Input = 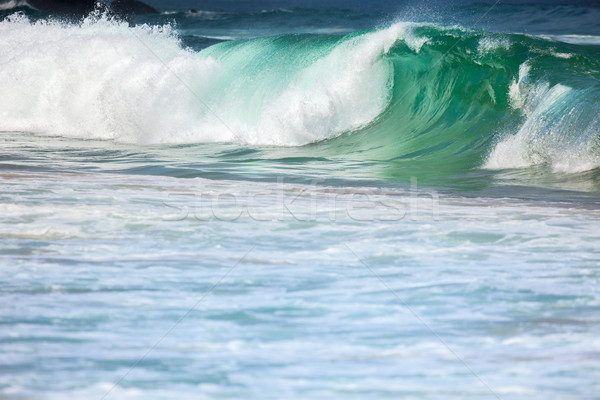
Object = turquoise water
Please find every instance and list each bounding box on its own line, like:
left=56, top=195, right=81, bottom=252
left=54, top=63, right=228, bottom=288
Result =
left=1, top=1, right=600, bottom=399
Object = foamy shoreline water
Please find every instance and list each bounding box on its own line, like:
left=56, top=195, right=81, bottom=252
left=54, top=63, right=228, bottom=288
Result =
left=1, top=168, right=600, bottom=399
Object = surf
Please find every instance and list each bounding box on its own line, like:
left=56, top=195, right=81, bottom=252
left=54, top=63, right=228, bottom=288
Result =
left=0, top=13, right=598, bottom=177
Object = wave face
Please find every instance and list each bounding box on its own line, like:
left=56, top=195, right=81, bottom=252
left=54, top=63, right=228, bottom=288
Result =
left=0, top=14, right=599, bottom=175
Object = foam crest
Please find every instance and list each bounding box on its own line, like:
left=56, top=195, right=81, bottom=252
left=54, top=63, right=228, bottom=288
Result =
left=0, top=13, right=224, bottom=143
left=485, top=63, right=600, bottom=173
left=0, top=15, right=409, bottom=145
left=246, top=24, right=414, bottom=145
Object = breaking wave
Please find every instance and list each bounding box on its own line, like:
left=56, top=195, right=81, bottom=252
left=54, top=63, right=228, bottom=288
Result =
left=0, top=13, right=599, bottom=174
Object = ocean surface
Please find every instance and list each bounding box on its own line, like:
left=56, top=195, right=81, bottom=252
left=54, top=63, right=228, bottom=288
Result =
left=1, top=1, right=599, bottom=399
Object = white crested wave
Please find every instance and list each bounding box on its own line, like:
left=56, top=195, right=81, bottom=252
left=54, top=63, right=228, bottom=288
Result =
left=0, top=14, right=418, bottom=146
left=485, top=62, right=600, bottom=173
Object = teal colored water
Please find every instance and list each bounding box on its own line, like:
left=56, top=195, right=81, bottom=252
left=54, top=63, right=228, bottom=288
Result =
left=1, top=1, right=600, bottom=399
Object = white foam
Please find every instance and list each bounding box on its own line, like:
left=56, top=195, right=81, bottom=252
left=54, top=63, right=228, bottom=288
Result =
left=508, top=62, right=531, bottom=110
left=0, top=15, right=417, bottom=146
left=551, top=52, right=574, bottom=59
left=485, top=62, right=600, bottom=173
left=477, top=37, right=511, bottom=54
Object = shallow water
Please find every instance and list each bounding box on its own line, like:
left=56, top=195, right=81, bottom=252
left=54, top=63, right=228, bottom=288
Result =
left=2, top=166, right=600, bottom=399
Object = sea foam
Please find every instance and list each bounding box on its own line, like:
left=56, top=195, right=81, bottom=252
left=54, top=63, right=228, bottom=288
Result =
left=0, top=13, right=407, bottom=146
left=485, top=62, right=600, bottom=173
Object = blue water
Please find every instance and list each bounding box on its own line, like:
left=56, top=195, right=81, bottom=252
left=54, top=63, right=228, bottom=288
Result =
left=1, top=1, right=600, bottom=399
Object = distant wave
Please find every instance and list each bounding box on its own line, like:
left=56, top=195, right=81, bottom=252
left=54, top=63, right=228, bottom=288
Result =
left=159, top=8, right=295, bottom=20
left=0, top=0, right=31, bottom=11
left=539, top=34, right=600, bottom=46
left=0, top=13, right=598, bottom=175
left=184, top=9, right=228, bottom=20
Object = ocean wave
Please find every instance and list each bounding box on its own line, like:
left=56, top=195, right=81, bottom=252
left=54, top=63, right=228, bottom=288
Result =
left=0, top=13, right=598, bottom=174
left=0, top=13, right=403, bottom=145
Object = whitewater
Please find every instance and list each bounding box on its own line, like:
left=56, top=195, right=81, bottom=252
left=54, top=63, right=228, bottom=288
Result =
left=1, top=1, right=600, bottom=399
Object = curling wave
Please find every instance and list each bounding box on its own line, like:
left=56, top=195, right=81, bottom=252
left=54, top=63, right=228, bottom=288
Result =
left=0, top=13, right=599, bottom=174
